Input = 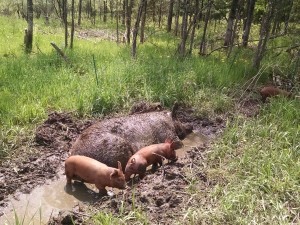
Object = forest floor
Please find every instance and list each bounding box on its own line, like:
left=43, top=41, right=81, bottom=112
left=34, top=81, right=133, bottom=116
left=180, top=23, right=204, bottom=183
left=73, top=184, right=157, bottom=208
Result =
left=0, top=100, right=260, bottom=224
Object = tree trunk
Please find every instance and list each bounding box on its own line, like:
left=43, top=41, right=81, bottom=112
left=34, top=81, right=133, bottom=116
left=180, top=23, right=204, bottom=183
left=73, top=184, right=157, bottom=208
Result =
left=125, top=0, right=133, bottom=44
left=25, top=0, right=33, bottom=53
left=189, top=0, right=200, bottom=54
left=122, top=0, right=125, bottom=25
left=224, top=0, right=239, bottom=47
left=93, top=0, right=96, bottom=25
left=117, top=0, right=120, bottom=43
left=103, top=0, right=107, bottom=22
left=199, top=0, right=212, bottom=55
left=158, top=0, right=163, bottom=27
left=283, top=0, right=293, bottom=34
left=167, top=0, right=174, bottom=32
left=253, top=0, right=275, bottom=69
left=178, top=0, right=189, bottom=57
left=242, top=0, right=255, bottom=47
left=174, top=0, right=180, bottom=36
left=140, top=0, right=147, bottom=43
left=63, top=0, right=68, bottom=48
left=152, top=0, right=156, bottom=23
left=70, top=0, right=75, bottom=48
left=45, top=0, right=49, bottom=24
left=78, top=0, right=82, bottom=25
left=132, top=0, right=146, bottom=58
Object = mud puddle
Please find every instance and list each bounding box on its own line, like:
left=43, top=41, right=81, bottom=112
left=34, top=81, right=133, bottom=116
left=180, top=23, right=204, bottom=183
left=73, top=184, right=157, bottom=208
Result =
left=0, top=132, right=207, bottom=224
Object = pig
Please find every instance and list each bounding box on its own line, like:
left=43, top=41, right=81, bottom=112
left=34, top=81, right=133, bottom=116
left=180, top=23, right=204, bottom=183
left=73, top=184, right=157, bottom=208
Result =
left=65, top=155, right=126, bottom=195
left=124, top=138, right=183, bottom=181
left=70, top=108, right=192, bottom=171
left=260, top=86, right=291, bottom=102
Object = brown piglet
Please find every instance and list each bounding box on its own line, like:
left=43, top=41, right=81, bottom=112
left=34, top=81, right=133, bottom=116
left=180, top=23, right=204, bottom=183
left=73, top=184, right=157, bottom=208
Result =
left=65, top=155, right=126, bottom=195
left=124, top=138, right=183, bottom=181
left=260, top=86, right=291, bottom=102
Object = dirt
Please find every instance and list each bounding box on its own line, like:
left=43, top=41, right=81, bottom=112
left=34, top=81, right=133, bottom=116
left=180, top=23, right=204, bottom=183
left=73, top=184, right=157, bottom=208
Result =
left=0, top=101, right=260, bottom=224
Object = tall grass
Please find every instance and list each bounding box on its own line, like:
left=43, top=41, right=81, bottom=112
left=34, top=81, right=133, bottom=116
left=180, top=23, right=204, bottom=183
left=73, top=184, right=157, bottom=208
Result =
left=0, top=15, right=251, bottom=157
left=189, top=98, right=300, bottom=224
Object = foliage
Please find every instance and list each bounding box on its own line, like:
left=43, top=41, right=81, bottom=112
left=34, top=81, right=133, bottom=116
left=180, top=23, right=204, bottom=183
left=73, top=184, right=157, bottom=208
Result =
left=191, top=98, right=300, bottom=224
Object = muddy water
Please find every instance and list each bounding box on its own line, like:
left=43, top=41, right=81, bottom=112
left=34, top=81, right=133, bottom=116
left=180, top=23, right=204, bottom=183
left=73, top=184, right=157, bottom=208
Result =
left=0, top=132, right=207, bottom=225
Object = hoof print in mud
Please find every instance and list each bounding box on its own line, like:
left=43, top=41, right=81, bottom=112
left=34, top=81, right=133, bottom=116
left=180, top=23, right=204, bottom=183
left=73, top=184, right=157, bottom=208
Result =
left=139, top=195, right=150, bottom=203
left=155, top=197, right=165, bottom=207
left=169, top=196, right=182, bottom=208
left=164, top=172, right=178, bottom=180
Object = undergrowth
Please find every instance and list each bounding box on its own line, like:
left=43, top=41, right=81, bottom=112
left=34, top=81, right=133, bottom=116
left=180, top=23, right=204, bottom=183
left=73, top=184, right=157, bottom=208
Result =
left=187, top=98, right=300, bottom=224
left=1, top=14, right=299, bottom=225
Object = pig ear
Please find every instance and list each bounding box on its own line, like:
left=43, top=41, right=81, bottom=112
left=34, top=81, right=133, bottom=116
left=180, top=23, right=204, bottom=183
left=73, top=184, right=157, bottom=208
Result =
left=110, top=169, right=118, bottom=177
left=117, top=161, right=122, bottom=170
left=171, top=140, right=183, bottom=150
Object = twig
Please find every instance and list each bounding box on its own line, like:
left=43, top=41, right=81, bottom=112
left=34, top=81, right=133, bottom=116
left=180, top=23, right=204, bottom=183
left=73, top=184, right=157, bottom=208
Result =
left=50, top=42, right=69, bottom=63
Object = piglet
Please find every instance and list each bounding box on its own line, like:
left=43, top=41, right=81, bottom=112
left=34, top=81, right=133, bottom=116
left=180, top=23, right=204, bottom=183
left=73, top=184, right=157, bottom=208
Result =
left=65, top=155, right=126, bottom=195
left=260, top=86, right=291, bottom=102
left=124, top=138, right=183, bottom=181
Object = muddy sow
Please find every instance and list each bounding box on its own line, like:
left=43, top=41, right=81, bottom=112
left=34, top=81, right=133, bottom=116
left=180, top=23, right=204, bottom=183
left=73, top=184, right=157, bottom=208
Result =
left=70, top=110, right=192, bottom=170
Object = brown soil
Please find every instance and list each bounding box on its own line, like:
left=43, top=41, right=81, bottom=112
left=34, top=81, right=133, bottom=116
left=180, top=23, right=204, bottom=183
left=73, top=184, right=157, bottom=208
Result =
left=0, top=101, right=260, bottom=224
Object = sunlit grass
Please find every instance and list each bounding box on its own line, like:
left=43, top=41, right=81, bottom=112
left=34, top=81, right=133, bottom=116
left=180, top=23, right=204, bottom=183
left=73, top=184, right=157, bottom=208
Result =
left=190, top=98, right=300, bottom=224
left=1, top=14, right=299, bottom=225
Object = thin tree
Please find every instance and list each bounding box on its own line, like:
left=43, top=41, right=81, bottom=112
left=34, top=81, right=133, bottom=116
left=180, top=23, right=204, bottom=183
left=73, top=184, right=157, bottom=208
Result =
left=167, top=0, right=174, bottom=32
left=253, top=0, right=276, bottom=69
left=140, top=0, right=147, bottom=43
left=224, top=0, right=239, bottom=47
left=125, top=0, right=133, bottom=44
left=174, top=0, right=180, bottom=36
left=117, top=0, right=120, bottom=43
left=242, top=0, right=255, bottom=47
left=70, top=0, right=75, bottom=48
left=103, top=0, right=107, bottom=22
left=178, top=0, right=189, bottom=57
left=63, top=0, right=68, bottom=48
left=188, top=0, right=200, bottom=55
left=158, top=0, right=163, bottom=27
left=132, top=0, right=147, bottom=58
left=25, top=0, right=34, bottom=53
left=78, top=0, right=83, bottom=25
left=283, top=0, right=293, bottom=34
left=199, top=0, right=212, bottom=55
left=122, top=0, right=125, bottom=24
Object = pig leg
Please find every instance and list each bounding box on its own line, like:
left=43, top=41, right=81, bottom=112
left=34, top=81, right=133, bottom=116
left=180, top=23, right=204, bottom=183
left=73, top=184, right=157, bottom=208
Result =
left=95, top=183, right=108, bottom=195
left=65, top=171, right=73, bottom=184
left=138, top=173, right=146, bottom=180
left=151, top=163, right=158, bottom=172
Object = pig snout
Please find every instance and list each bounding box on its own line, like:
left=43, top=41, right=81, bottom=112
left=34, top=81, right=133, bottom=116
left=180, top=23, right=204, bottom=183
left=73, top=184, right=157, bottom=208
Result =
left=110, top=163, right=127, bottom=189
left=113, top=178, right=126, bottom=189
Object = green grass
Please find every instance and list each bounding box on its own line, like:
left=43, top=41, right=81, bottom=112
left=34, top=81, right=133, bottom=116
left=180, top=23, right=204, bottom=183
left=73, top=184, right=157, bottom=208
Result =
left=189, top=98, right=300, bottom=224
left=1, top=14, right=299, bottom=224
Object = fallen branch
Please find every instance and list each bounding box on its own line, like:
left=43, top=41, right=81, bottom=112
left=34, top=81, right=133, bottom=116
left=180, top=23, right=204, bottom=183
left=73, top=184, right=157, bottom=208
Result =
left=50, top=42, right=70, bottom=63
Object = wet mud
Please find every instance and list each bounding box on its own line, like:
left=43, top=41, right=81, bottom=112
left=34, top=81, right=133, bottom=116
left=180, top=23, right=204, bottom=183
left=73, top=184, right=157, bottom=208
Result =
left=0, top=104, right=230, bottom=224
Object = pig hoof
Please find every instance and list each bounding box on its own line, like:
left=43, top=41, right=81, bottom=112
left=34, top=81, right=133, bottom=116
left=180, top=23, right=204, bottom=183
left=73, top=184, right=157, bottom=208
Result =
left=107, top=191, right=115, bottom=197
left=98, top=190, right=108, bottom=196
left=65, top=183, right=73, bottom=193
